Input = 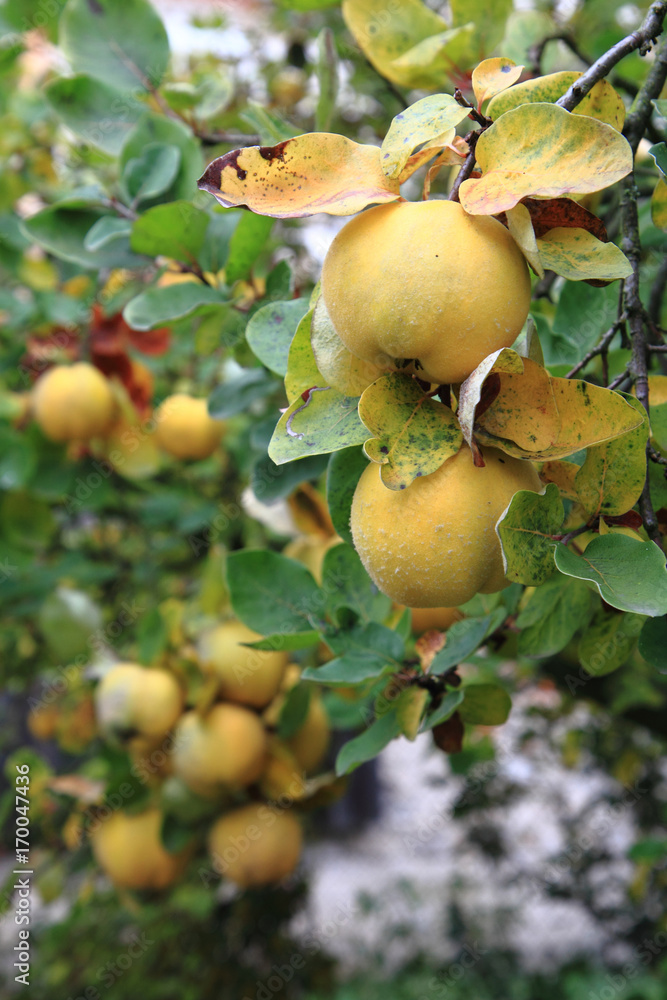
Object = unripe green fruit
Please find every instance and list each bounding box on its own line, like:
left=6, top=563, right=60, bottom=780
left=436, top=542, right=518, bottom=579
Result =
left=321, top=200, right=531, bottom=385
left=32, top=362, right=116, bottom=442
left=351, top=446, right=541, bottom=607
left=208, top=803, right=302, bottom=887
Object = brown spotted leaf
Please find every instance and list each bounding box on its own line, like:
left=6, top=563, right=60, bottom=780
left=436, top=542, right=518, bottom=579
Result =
left=359, top=372, right=463, bottom=490
left=198, top=134, right=400, bottom=218
left=459, top=104, right=632, bottom=216
left=472, top=57, right=523, bottom=108
left=487, top=71, right=625, bottom=130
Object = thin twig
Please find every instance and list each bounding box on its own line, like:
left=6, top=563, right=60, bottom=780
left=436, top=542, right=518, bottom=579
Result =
left=529, top=33, right=591, bottom=75
left=453, top=90, right=493, bottom=128
left=565, top=317, right=625, bottom=379
left=449, top=131, right=480, bottom=203
left=556, top=1, right=667, bottom=112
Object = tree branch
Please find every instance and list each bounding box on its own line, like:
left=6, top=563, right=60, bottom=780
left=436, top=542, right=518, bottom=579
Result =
left=448, top=131, right=479, bottom=203
left=556, top=1, right=667, bottom=112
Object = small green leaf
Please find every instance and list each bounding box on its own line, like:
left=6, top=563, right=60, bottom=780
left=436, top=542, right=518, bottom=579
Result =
left=245, top=631, right=320, bottom=651
left=430, top=613, right=504, bottom=674
left=335, top=709, right=401, bottom=776
left=578, top=611, right=644, bottom=677
left=277, top=684, right=311, bottom=739
left=322, top=543, right=392, bottom=624
left=225, top=212, right=274, bottom=284
left=303, top=652, right=395, bottom=686
left=638, top=615, right=667, bottom=672
left=517, top=575, right=595, bottom=657
left=136, top=607, right=169, bottom=665
left=161, top=814, right=195, bottom=854
left=326, top=446, right=369, bottom=548
left=227, top=550, right=325, bottom=635
left=45, top=74, right=142, bottom=156
left=268, top=388, right=368, bottom=465
left=316, top=27, right=338, bottom=132
left=121, top=143, right=182, bottom=205
left=245, top=299, right=309, bottom=376
left=325, top=621, right=405, bottom=661
left=120, top=114, right=202, bottom=204
left=554, top=535, right=667, bottom=616
left=22, top=207, right=145, bottom=270
left=649, top=142, right=667, bottom=177
left=84, top=217, right=132, bottom=251
left=208, top=368, right=277, bottom=419
left=459, top=684, right=511, bottom=725
left=59, top=0, right=170, bottom=92
left=359, top=373, right=463, bottom=490
left=130, top=202, right=209, bottom=265
left=496, top=483, right=563, bottom=585
left=285, top=309, right=323, bottom=404
left=422, top=690, right=464, bottom=731
left=122, top=284, right=224, bottom=331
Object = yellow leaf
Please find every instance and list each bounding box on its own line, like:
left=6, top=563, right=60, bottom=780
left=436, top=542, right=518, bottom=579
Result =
left=395, top=687, right=429, bottom=741
left=398, top=134, right=458, bottom=184
left=487, top=72, right=626, bottom=130
left=311, top=298, right=390, bottom=397
left=651, top=177, right=667, bottom=231
left=457, top=347, right=524, bottom=453
left=359, top=373, right=463, bottom=490
left=506, top=203, right=543, bottom=277
left=479, top=357, right=559, bottom=452
left=390, top=23, right=477, bottom=90
left=198, top=134, right=400, bottom=218
left=341, top=0, right=448, bottom=90
left=421, top=138, right=468, bottom=197
left=537, top=228, right=632, bottom=281
left=381, top=94, right=469, bottom=179
left=539, top=460, right=580, bottom=500
left=459, top=104, right=633, bottom=216
left=477, top=378, right=644, bottom=461
left=574, top=395, right=649, bottom=517
left=472, top=57, right=523, bottom=108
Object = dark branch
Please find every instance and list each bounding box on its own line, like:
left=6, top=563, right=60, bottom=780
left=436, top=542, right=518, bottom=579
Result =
left=448, top=131, right=480, bottom=203
left=556, top=1, right=667, bottom=112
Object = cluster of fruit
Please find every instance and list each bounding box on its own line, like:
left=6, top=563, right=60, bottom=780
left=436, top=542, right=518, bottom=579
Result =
left=88, top=620, right=331, bottom=892
left=29, top=361, right=225, bottom=464
left=320, top=200, right=542, bottom=608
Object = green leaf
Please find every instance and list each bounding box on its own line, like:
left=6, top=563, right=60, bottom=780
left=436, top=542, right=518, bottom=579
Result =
left=638, top=615, right=667, bottom=672
left=226, top=549, right=325, bottom=634
left=130, top=202, right=210, bottom=264
left=251, top=453, right=330, bottom=504
left=44, top=74, right=142, bottom=156
left=649, top=143, right=667, bottom=176
left=450, top=0, right=512, bottom=55
left=335, top=709, right=401, bottom=776
left=517, top=575, right=595, bottom=657
left=628, top=837, right=667, bottom=862
left=496, top=483, right=563, bottom=585
left=315, top=27, right=338, bottom=133
left=324, top=620, right=405, bottom=661
left=59, top=0, right=169, bottom=92
left=245, top=631, right=320, bottom=651
left=303, top=652, right=395, bottom=686
left=422, top=690, right=464, bottom=731
left=459, top=684, right=512, bottom=725
left=359, top=373, right=463, bottom=491
left=22, top=207, right=145, bottom=270
left=284, top=308, right=322, bottom=404
left=37, top=586, right=102, bottom=662
left=121, top=143, right=182, bottom=205
left=578, top=611, right=644, bottom=677
left=239, top=100, right=296, bottom=145
left=120, top=113, right=202, bottom=204
left=381, top=95, right=469, bottom=180
left=225, top=212, right=274, bottom=284
left=122, top=284, right=224, bottom=331
left=574, top=394, right=648, bottom=517
left=208, top=368, right=276, bottom=419
left=430, top=613, right=504, bottom=674
left=161, top=814, right=195, bottom=854
left=268, top=388, right=368, bottom=465
left=553, top=280, right=618, bottom=359
left=245, top=299, right=309, bottom=376
left=83, top=216, right=132, bottom=251
left=277, top=683, right=311, bottom=739
left=321, top=543, right=392, bottom=623
left=326, top=446, right=368, bottom=548
left=136, top=607, right=169, bottom=665
left=554, top=535, right=667, bottom=617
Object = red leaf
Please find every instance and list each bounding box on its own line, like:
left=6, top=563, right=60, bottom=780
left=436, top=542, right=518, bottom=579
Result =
left=127, top=325, right=171, bottom=357
left=432, top=711, right=464, bottom=753
left=522, top=197, right=608, bottom=242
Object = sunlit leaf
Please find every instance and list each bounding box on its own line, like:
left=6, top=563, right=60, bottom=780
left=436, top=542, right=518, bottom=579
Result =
left=472, top=57, right=523, bottom=108
left=554, top=535, right=667, bottom=616
left=537, top=228, right=632, bottom=282
left=487, top=72, right=625, bottom=130
left=539, top=460, right=579, bottom=500
left=311, top=298, right=389, bottom=396
left=496, top=483, right=563, bottom=585
left=459, top=104, right=632, bottom=216
left=476, top=356, right=560, bottom=453
left=574, top=395, right=649, bottom=517
left=269, top=388, right=367, bottom=465
left=380, top=95, right=469, bottom=179
left=506, top=202, right=543, bottom=276
left=284, top=309, right=324, bottom=404
left=198, top=134, right=400, bottom=218
left=359, top=373, right=462, bottom=490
